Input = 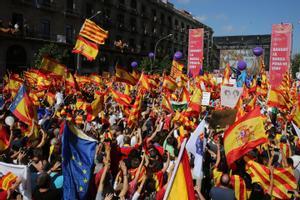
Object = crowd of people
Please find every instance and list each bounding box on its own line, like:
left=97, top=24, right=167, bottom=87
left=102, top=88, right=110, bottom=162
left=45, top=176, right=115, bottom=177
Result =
left=0, top=60, right=299, bottom=200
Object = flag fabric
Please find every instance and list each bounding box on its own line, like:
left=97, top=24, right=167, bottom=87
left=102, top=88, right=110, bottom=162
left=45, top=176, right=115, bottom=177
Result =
left=230, top=175, right=247, bottom=200
left=62, top=122, right=97, bottom=200
left=115, top=65, right=137, bottom=86
left=222, top=63, right=231, bottom=85
left=186, top=119, right=206, bottom=178
left=138, top=73, right=157, bottom=91
left=89, top=74, right=102, bottom=86
left=4, top=74, right=23, bottom=98
left=180, top=86, right=191, bottom=103
left=0, top=162, right=31, bottom=200
left=267, top=89, right=291, bottom=110
left=0, top=172, right=17, bottom=191
left=162, top=76, right=177, bottom=92
left=9, top=85, right=35, bottom=125
left=162, top=94, right=174, bottom=114
left=185, top=88, right=202, bottom=116
left=40, top=57, right=67, bottom=77
left=235, top=97, right=245, bottom=122
left=86, top=92, right=104, bottom=121
left=65, top=71, right=77, bottom=94
left=224, top=107, right=267, bottom=166
left=164, top=140, right=196, bottom=200
left=127, top=93, right=143, bottom=127
left=110, top=89, right=132, bottom=107
left=246, top=160, right=297, bottom=199
left=245, top=95, right=257, bottom=112
left=170, top=60, right=184, bottom=80
left=0, top=124, right=9, bottom=152
left=72, top=36, right=99, bottom=61
left=291, top=104, right=300, bottom=127
left=79, top=19, right=108, bottom=45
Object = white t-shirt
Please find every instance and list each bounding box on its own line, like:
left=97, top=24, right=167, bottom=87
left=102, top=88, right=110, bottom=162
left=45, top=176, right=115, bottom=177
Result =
left=116, top=134, right=124, bottom=147
left=55, top=92, right=64, bottom=105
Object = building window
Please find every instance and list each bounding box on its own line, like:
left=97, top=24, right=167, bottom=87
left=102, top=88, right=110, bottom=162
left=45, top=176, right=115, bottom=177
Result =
left=86, top=3, right=93, bottom=18
left=141, top=4, right=146, bottom=15
left=130, top=0, right=137, bottom=9
left=40, top=19, right=50, bottom=39
left=67, top=0, right=74, bottom=10
left=168, top=16, right=172, bottom=28
left=130, top=18, right=136, bottom=31
left=66, top=25, right=73, bottom=43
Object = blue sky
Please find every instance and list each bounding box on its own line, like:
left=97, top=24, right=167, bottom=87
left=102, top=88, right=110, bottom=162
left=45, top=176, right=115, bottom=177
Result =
left=172, top=0, right=300, bottom=55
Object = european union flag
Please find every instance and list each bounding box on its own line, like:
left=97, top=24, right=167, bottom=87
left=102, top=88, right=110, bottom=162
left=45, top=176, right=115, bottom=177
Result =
left=62, top=122, right=97, bottom=200
left=0, top=95, right=4, bottom=109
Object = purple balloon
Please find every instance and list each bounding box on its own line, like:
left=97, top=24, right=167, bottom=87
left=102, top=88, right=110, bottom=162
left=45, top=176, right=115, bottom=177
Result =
left=131, top=61, right=138, bottom=68
left=174, top=51, right=183, bottom=60
left=148, top=52, right=155, bottom=58
left=253, top=47, right=264, bottom=57
left=237, top=60, right=247, bottom=71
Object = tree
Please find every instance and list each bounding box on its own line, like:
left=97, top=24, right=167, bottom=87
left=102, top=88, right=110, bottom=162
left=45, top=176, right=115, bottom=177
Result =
left=33, top=43, right=70, bottom=68
left=291, top=53, right=300, bottom=79
left=139, top=55, right=172, bottom=74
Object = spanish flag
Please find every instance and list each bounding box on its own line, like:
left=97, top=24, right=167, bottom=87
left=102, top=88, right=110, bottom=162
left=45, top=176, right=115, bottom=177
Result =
left=79, top=19, right=108, bottom=45
left=162, top=76, right=177, bottom=92
left=267, top=89, right=291, bottom=110
left=224, top=107, right=267, bottom=166
left=40, top=57, right=67, bottom=77
left=115, top=65, right=137, bottom=86
left=170, top=60, right=184, bottom=80
left=89, top=73, right=102, bottom=86
left=87, top=92, right=104, bottom=121
left=9, top=85, right=36, bottom=125
left=46, top=92, right=56, bottom=106
left=246, top=159, right=297, bottom=199
left=138, top=74, right=157, bottom=91
left=185, top=88, right=202, bottom=116
left=110, top=88, right=132, bottom=107
left=4, top=74, right=22, bottom=98
left=164, top=140, right=195, bottom=200
left=73, top=36, right=99, bottom=61
left=0, top=124, right=9, bottom=152
left=180, top=86, right=190, bottom=103
left=65, top=71, right=77, bottom=94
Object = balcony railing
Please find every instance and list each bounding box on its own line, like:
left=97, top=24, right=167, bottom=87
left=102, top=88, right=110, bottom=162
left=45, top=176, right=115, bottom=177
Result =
left=64, top=8, right=81, bottom=18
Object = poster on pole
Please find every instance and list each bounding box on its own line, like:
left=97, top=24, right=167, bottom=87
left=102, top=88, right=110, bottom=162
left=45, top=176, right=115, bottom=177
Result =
left=269, top=23, right=293, bottom=88
left=188, top=28, right=204, bottom=78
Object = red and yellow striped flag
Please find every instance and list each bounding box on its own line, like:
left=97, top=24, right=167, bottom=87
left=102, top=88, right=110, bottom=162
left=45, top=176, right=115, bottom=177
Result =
left=127, top=93, right=143, bottom=127
left=40, top=57, right=67, bottom=77
left=185, top=88, right=202, bottom=116
left=110, top=88, right=132, bottom=107
left=180, top=86, right=190, bottom=103
left=230, top=175, right=247, bottom=200
left=0, top=172, right=17, bottom=191
left=72, top=36, right=99, bottom=61
left=170, top=60, right=184, bottom=80
left=246, top=160, right=297, bottom=199
left=162, top=76, right=177, bottom=92
left=138, top=73, right=157, bottom=91
left=224, top=107, right=267, bottom=166
left=79, top=19, right=108, bottom=45
left=0, top=124, right=9, bottom=152
left=235, top=97, right=245, bottom=122
left=4, top=74, right=23, bottom=98
left=279, top=142, right=291, bottom=158
left=116, top=65, right=137, bottom=86
left=267, top=89, right=291, bottom=110
left=222, top=63, right=231, bottom=85
left=162, top=94, right=174, bottom=114
left=87, top=92, right=104, bottom=122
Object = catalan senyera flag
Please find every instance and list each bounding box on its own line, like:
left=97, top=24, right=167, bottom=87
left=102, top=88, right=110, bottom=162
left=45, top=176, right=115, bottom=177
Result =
left=110, top=88, right=132, bottom=107
left=246, top=160, right=297, bottom=199
left=127, top=93, right=143, bottom=128
left=0, top=124, right=9, bottom=152
left=224, top=107, right=267, bottom=166
left=0, top=172, right=17, bottom=191
left=79, top=19, right=108, bottom=45
left=279, top=142, right=291, bottom=158
left=292, top=103, right=300, bottom=127
left=165, top=148, right=196, bottom=200
left=162, top=94, right=174, bottom=114
left=222, top=63, right=231, bottom=85
left=72, top=36, right=99, bottom=61
left=235, top=97, right=245, bottom=122
left=9, top=85, right=36, bottom=125
left=230, top=175, right=247, bottom=200
left=40, top=57, right=67, bottom=77
left=115, top=65, right=137, bottom=86
left=170, top=60, right=184, bottom=80
left=267, top=89, right=291, bottom=110
left=162, top=76, right=177, bottom=92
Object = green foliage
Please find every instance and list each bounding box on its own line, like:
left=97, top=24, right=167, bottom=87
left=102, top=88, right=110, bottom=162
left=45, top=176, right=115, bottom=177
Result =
left=34, top=43, right=70, bottom=68
left=139, top=55, right=172, bottom=74
left=291, top=53, right=300, bottom=78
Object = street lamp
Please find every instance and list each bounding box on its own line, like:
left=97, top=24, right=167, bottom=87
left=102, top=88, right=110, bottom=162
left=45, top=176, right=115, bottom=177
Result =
left=76, top=10, right=102, bottom=73
left=152, top=34, right=173, bottom=72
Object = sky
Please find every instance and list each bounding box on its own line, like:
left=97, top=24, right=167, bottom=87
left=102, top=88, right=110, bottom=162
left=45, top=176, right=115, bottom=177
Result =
left=172, top=0, right=300, bottom=55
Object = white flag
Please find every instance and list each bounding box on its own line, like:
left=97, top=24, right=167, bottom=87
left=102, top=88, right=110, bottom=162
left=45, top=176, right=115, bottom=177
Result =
left=0, top=162, right=31, bottom=200
left=292, top=122, right=300, bottom=138
left=186, top=119, right=206, bottom=179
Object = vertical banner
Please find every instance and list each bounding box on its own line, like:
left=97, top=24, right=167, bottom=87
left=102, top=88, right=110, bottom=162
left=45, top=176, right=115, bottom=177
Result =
left=188, top=28, right=204, bottom=78
left=269, top=23, right=293, bottom=88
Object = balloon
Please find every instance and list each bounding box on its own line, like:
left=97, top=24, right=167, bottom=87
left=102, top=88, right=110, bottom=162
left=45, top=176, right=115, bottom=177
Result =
left=237, top=60, right=247, bottom=71
left=5, top=116, right=14, bottom=127
left=131, top=61, right=138, bottom=68
left=253, top=47, right=263, bottom=57
left=174, top=51, right=183, bottom=60
left=148, top=52, right=155, bottom=58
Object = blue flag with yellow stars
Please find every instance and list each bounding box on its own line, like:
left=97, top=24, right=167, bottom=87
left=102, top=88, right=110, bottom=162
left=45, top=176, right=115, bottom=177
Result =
left=62, top=122, right=97, bottom=200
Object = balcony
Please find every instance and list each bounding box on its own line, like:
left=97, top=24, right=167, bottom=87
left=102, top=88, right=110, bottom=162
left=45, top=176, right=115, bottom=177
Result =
left=38, top=1, right=57, bottom=12
left=64, top=8, right=81, bottom=18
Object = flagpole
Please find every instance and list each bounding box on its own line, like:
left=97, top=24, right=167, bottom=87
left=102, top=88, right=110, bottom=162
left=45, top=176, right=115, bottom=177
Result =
left=163, top=138, right=187, bottom=200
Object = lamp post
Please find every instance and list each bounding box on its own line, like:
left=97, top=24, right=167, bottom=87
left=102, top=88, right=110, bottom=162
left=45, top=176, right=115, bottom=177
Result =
left=76, top=11, right=102, bottom=73
left=152, top=34, right=173, bottom=72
